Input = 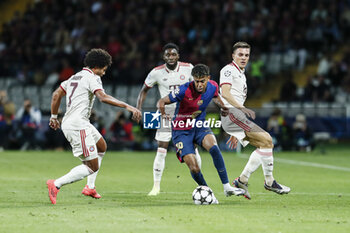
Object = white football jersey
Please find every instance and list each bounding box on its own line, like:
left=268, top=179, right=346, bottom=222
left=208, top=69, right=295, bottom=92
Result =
left=219, top=61, right=248, bottom=107
left=60, top=68, right=104, bottom=130
left=144, top=62, right=193, bottom=108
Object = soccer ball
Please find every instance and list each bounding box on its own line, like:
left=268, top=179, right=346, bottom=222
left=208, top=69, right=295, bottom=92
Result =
left=192, top=186, right=214, bottom=205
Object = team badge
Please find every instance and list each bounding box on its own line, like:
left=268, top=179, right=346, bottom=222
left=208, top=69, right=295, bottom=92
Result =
left=180, top=75, right=185, bottom=80
left=224, top=70, right=231, bottom=77
left=89, top=146, right=95, bottom=152
left=197, top=100, right=203, bottom=106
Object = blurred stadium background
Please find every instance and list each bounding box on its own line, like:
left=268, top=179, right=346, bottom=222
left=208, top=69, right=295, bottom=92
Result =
left=0, top=0, right=350, bottom=152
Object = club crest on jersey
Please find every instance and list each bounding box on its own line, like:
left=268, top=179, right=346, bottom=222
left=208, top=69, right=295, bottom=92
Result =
left=180, top=75, right=185, bottom=80
left=197, top=100, right=203, bottom=106
left=89, top=146, right=95, bottom=152
left=224, top=70, right=231, bottom=77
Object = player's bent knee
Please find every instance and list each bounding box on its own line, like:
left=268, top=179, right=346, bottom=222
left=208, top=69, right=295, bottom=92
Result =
left=84, top=158, right=99, bottom=172
left=97, top=138, right=107, bottom=153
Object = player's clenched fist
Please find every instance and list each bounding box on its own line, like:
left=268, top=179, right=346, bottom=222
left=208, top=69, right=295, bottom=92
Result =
left=49, top=118, right=60, bottom=130
left=129, top=107, right=142, bottom=123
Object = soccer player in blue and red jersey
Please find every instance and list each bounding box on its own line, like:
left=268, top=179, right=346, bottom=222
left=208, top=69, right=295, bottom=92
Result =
left=157, top=64, right=245, bottom=202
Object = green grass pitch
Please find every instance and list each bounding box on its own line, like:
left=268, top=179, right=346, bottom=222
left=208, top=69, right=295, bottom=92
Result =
left=0, top=145, right=349, bottom=233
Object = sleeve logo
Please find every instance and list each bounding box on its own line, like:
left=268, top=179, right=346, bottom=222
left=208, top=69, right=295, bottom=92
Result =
left=224, top=70, right=231, bottom=77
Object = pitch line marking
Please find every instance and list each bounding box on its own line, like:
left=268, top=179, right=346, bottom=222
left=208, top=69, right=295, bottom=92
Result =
left=98, top=191, right=350, bottom=196
left=238, top=153, right=350, bottom=172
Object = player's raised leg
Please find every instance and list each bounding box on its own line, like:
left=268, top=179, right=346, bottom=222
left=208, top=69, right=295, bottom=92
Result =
left=47, top=158, right=97, bottom=204
left=201, top=134, right=245, bottom=197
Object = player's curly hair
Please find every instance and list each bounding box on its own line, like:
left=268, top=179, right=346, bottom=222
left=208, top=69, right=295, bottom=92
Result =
left=84, top=48, right=112, bottom=68
left=191, top=64, right=210, bottom=78
left=232, top=41, right=251, bottom=53
left=162, top=43, right=179, bottom=53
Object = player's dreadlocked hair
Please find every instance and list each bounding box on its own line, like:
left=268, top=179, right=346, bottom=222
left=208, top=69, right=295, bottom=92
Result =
left=191, top=64, right=210, bottom=78
left=84, top=48, right=112, bottom=68
left=232, top=41, right=251, bottom=53
left=162, top=43, right=179, bottom=53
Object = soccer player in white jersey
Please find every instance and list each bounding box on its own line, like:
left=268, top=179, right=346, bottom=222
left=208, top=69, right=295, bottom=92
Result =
left=46, top=49, right=141, bottom=204
left=136, top=43, right=202, bottom=196
left=220, top=42, right=290, bottom=200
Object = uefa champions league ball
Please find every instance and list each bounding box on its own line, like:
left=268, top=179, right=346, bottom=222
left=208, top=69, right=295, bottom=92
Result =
left=192, top=186, right=214, bottom=205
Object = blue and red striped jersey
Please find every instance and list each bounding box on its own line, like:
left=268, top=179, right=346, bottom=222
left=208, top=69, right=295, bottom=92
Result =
left=168, top=80, right=219, bottom=130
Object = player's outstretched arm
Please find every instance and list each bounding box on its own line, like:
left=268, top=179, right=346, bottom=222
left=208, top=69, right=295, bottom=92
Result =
left=212, top=96, right=229, bottom=117
left=136, top=84, right=151, bottom=111
left=221, top=84, right=255, bottom=119
left=156, top=96, right=172, bottom=117
left=49, top=87, right=66, bottom=130
left=95, top=90, right=141, bottom=123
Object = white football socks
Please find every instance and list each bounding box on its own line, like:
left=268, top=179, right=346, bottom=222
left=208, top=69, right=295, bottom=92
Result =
left=153, top=148, right=167, bottom=185
left=54, top=164, right=93, bottom=188
left=223, top=183, right=232, bottom=191
left=194, top=147, right=202, bottom=169
left=257, top=148, right=275, bottom=186
left=87, top=152, right=105, bottom=189
left=240, top=149, right=262, bottom=184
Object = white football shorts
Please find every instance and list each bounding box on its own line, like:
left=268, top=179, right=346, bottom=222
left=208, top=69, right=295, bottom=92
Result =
left=62, top=124, right=102, bottom=161
left=155, top=107, right=174, bottom=142
left=221, top=108, right=256, bottom=147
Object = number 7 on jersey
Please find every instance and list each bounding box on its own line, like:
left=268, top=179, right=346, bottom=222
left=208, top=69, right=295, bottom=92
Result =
left=68, top=82, right=78, bottom=107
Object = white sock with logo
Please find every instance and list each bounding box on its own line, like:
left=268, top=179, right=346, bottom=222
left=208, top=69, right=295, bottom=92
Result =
left=87, top=152, right=105, bottom=189
left=54, top=164, right=93, bottom=188
left=256, top=148, right=275, bottom=186
left=152, top=148, right=167, bottom=188
left=194, top=147, right=202, bottom=169
left=240, top=149, right=262, bottom=184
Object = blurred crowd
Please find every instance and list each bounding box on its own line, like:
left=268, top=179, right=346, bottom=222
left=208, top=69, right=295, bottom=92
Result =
left=266, top=108, right=315, bottom=152
left=1, top=0, right=350, bottom=98
left=280, top=50, right=350, bottom=103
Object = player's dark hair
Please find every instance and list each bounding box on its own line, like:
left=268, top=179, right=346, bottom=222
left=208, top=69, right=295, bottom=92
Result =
left=232, top=41, right=251, bottom=53
left=191, top=64, right=210, bottom=78
left=84, top=48, right=112, bottom=68
left=162, top=43, right=179, bottom=53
